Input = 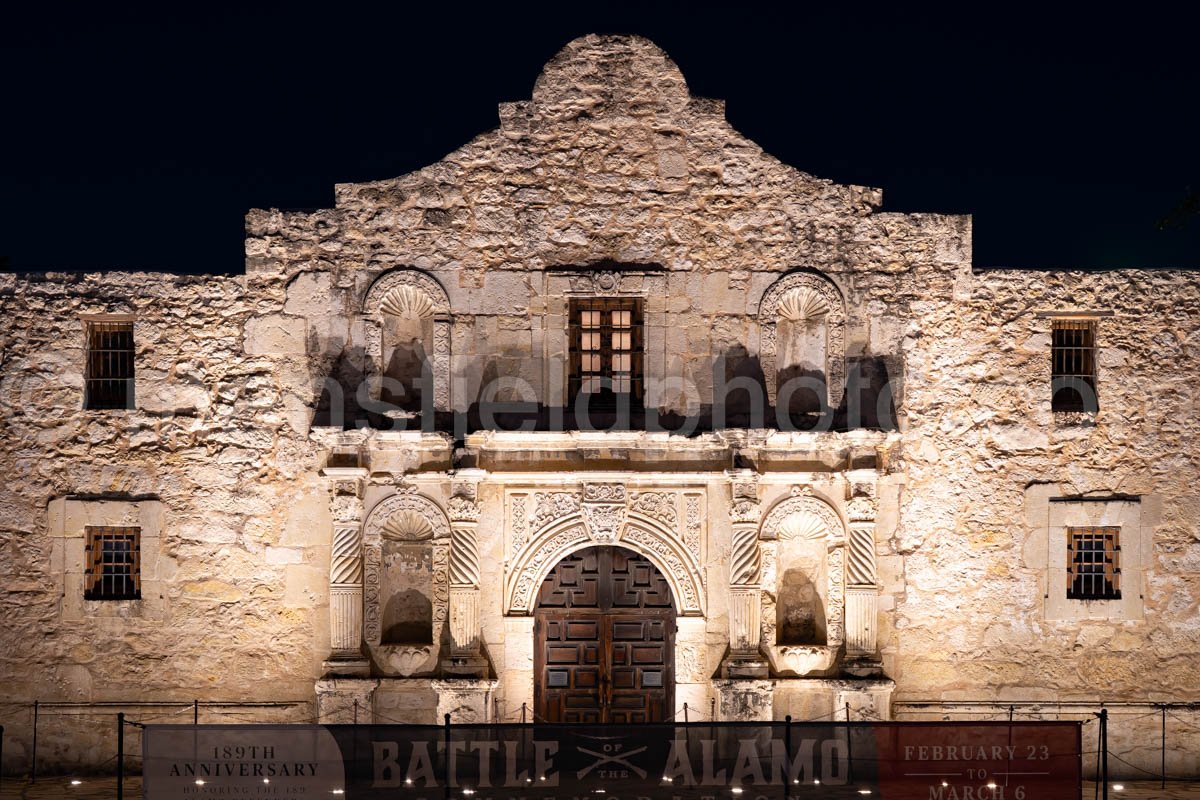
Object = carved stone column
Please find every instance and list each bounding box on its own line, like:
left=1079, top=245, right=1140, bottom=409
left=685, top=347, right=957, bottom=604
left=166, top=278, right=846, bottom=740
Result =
left=844, top=482, right=882, bottom=676
left=322, top=467, right=370, bottom=677
left=444, top=475, right=488, bottom=677
left=724, top=473, right=768, bottom=678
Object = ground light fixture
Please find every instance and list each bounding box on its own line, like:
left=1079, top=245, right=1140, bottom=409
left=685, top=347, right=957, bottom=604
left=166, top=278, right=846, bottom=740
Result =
left=69, top=780, right=82, bottom=786
left=1113, top=785, right=1125, bottom=792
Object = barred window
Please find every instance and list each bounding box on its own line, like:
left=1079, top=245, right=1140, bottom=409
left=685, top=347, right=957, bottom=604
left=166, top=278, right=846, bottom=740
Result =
left=1066, top=526, right=1120, bottom=600
left=1051, top=318, right=1096, bottom=413
left=84, top=319, right=135, bottom=410
left=84, top=526, right=141, bottom=600
left=568, top=298, right=643, bottom=403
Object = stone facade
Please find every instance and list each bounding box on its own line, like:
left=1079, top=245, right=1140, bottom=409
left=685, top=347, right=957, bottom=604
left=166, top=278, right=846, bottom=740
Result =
left=1, top=35, right=1199, bottom=778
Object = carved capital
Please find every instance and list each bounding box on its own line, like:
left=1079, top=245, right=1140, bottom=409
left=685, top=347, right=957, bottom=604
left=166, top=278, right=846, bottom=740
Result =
left=447, top=495, right=481, bottom=523
left=731, top=500, right=761, bottom=525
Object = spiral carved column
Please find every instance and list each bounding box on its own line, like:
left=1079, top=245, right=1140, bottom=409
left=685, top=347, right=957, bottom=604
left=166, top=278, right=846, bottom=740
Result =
left=323, top=467, right=370, bottom=677
left=445, top=478, right=487, bottom=677
left=844, top=486, right=882, bottom=674
left=724, top=474, right=768, bottom=679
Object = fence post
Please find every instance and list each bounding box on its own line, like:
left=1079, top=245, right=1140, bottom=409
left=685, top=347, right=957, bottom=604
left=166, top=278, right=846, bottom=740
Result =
left=521, top=703, right=526, bottom=725
left=117, top=712, right=125, bottom=800
left=1100, top=708, right=1108, bottom=800
left=844, top=703, right=855, bottom=786
left=353, top=700, right=358, bottom=726
left=1, top=723, right=5, bottom=796
left=194, top=699, right=199, bottom=726
left=443, top=713, right=452, bottom=800
left=783, top=716, right=792, bottom=800
left=1161, top=704, right=1167, bottom=790
left=30, top=700, right=37, bottom=783
left=683, top=703, right=689, bottom=724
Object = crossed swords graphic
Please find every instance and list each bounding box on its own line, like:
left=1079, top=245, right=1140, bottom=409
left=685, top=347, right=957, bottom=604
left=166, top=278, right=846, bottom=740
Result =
left=575, top=745, right=648, bottom=779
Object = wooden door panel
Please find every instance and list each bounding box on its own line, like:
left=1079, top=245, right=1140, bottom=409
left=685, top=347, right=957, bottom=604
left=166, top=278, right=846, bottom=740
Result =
left=535, top=546, right=674, bottom=724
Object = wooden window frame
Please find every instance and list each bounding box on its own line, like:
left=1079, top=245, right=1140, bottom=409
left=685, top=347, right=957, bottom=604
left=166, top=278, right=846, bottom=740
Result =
left=1066, top=525, right=1121, bottom=601
left=84, top=319, right=135, bottom=410
left=84, top=526, right=142, bottom=600
left=568, top=298, right=644, bottom=406
left=1051, top=318, right=1097, bottom=413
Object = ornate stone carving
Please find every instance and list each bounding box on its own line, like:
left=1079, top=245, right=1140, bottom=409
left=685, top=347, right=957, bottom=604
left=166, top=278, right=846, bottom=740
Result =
left=510, top=493, right=529, bottom=553
left=330, top=526, right=363, bottom=585
left=432, top=541, right=450, bottom=634
left=363, top=539, right=382, bottom=645
left=330, top=494, right=364, bottom=525
left=379, top=510, right=434, bottom=541
left=684, top=493, right=703, bottom=561
left=531, top=491, right=581, bottom=534
left=730, top=523, right=761, bottom=586
left=583, top=482, right=625, bottom=502
left=507, top=524, right=590, bottom=614
left=363, top=492, right=450, bottom=541
left=731, top=500, right=760, bottom=525
left=362, top=268, right=452, bottom=412
left=847, top=525, right=877, bottom=586
left=363, top=268, right=450, bottom=318
left=757, top=271, right=846, bottom=410
left=448, top=524, right=480, bottom=587
left=620, top=524, right=703, bottom=614
left=826, top=546, right=846, bottom=646
left=505, top=513, right=704, bottom=616
left=629, top=491, right=679, bottom=529
left=581, top=503, right=625, bottom=543
left=447, top=495, right=480, bottom=523
left=761, top=494, right=843, bottom=544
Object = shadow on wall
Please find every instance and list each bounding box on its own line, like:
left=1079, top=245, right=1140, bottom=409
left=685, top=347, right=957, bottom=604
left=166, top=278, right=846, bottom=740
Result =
left=307, top=338, right=900, bottom=434
left=777, top=568, right=827, bottom=646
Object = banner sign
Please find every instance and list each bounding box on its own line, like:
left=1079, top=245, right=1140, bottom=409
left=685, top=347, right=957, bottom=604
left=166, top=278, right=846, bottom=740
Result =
left=144, top=721, right=1080, bottom=799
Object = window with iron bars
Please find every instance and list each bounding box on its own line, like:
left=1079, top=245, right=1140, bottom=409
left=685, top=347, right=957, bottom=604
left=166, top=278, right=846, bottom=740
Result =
left=1066, top=526, right=1120, bottom=600
left=1051, top=318, right=1097, bottom=413
left=84, top=319, right=135, bottom=410
left=84, top=526, right=141, bottom=600
left=568, top=298, right=644, bottom=405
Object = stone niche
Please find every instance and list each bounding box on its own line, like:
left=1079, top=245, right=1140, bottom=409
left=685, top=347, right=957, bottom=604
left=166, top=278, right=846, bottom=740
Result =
left=759, top=488, right=846, bottom=678
left=362, top=489, right=450, bottom=678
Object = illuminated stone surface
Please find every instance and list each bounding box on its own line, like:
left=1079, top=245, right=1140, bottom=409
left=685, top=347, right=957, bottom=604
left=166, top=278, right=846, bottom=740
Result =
left=1, top=35, right=1198, bottom=779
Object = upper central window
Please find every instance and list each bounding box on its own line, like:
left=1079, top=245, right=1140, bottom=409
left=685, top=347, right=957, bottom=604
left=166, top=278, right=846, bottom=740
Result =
left=569, top=298, right=643, bottom=405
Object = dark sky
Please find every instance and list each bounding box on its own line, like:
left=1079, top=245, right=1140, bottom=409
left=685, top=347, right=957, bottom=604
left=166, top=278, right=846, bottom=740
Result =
left=2, top=3, right=1198, bottom=274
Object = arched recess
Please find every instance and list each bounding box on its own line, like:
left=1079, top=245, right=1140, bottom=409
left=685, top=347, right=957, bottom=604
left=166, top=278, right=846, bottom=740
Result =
left=505, top=512, right=704, bottom=617
left=361, top=491, right=451, bottom=649
left=362, top=269, right=452, bottom=413
left=758, top=491, right=847, bottom=649
left=757, top=271, right=846, bottom=413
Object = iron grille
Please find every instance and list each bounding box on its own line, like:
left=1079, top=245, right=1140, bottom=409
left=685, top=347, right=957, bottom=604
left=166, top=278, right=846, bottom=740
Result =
left=1066, top=526, right=1120, bottom=600
left=1051, top=318, right=1096, bottom=412
left=568, top=298, right=644, bottom=405
left=84, top=526, right=141, bottom=600
left=84, top=320, right=135, bottom=409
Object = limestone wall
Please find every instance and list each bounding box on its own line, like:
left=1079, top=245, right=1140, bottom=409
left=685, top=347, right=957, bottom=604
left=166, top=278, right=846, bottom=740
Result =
left=888, top=267, right=1200, bottom=777
left=0, top=271, right=328, bottom=772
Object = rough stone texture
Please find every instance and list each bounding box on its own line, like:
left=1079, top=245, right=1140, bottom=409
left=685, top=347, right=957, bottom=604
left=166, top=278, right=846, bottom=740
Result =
left=1, top=35, right=1199, bottom=780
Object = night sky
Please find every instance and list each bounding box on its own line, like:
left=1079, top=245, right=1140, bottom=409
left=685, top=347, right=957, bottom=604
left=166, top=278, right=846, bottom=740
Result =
left=2, top=3, right=1198, bottom=274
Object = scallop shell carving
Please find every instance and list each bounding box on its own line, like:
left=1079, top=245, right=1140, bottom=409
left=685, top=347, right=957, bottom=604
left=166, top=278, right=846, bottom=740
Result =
left=776, top=288, right=830, bottom=323
left=777, top=511, right=829, bottom=541
left=380, top=285, right=436, bottom=319
left=380, top=510, right=434, bottom=541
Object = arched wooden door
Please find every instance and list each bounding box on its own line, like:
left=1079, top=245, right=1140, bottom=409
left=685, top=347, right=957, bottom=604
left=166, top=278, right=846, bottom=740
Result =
left=534, top=546, right=675, bottom=723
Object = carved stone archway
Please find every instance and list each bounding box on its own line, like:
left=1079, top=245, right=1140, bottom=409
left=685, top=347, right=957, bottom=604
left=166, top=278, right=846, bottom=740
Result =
left=505, top=511, right=704, bottom=617
left=757, top=271, right=846, bottom=411
left=758, top=490, right=847, bottom=655
left=362, top=269, right=452, bottom=412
